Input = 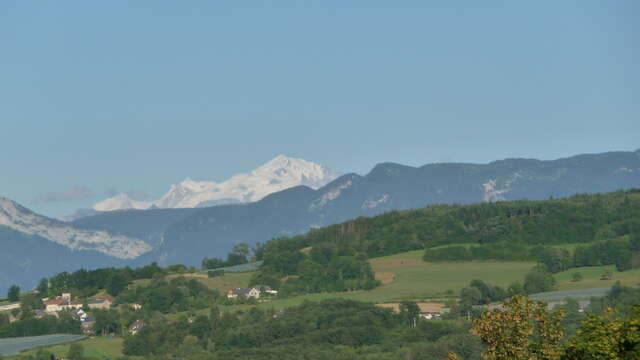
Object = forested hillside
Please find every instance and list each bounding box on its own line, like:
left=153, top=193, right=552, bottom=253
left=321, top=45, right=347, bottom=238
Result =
left=259, top=189, right=640, bottom=257
left=68, top=150, right=640, bottom=266
left=254, top=190, right=640, bottom=294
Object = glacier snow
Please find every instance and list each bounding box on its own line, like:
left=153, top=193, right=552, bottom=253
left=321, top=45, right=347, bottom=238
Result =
left=93, top=155, right=339, bottom=211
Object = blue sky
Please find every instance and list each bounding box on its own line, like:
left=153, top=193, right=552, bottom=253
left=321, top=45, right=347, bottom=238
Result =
left=1, top=1, right=638, bottom=217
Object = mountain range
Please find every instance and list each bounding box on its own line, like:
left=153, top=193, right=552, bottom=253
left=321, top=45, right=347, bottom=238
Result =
left=1, top=149, right=640, bottom=294
left=92, top=155, right=339, bottom=211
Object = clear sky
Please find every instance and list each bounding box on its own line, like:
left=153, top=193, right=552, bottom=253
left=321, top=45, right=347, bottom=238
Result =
left=1, top=1, right=638, bottom=217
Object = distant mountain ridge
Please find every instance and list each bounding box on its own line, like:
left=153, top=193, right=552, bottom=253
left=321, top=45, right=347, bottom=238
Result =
left=0, top=197, right=147, bottom=295
left=74, top=149, right=640, bottom=265
left=2, top=149, right=639, bottom=293
left=92, top=155, right=339, bottom=211
left=0, top=197, right=150, bottom=259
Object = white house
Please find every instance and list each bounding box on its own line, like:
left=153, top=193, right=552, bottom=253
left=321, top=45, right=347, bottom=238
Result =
left=226, top=287, right=261, bottom=299
left=45, top=296, right=82, bottom=312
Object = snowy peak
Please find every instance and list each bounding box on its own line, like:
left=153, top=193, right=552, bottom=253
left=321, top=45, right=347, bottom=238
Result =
left=154, top=179, right=217, bottom=209
left=0, top=196, right=151, bottom=259
left=94, top=193, right=152, bottom=211
left=92, top=155, right=339, bottom=211
left=250, top=155, right=338, bottom=189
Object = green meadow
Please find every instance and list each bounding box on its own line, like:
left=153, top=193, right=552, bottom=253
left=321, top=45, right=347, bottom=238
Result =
left=554, top=265, right=640, bottom=291
left=192, top=250, right=537, bottom=311
left=166, top=248, right=640, bottom=314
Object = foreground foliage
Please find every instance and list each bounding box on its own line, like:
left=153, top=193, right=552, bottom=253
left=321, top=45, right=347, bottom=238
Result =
left=471, top=296, right=565, bottom=360
left=564, top=304, right=640, bottom=360
left=6, top=285, right=640, bottom=359
left=122, top=298, right=482, bottom=360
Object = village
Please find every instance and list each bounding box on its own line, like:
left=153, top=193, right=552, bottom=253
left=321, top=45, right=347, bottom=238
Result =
left=4, top=283, right=592, bottom=335
left=0, top=283, right=284, bottom=338
left=0, top=292, right=144, bottom=336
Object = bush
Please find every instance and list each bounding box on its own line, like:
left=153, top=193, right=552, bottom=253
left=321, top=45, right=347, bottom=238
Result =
left=423, top=246, right=471, bottom=261
left=523, top=268, right=556, bottom=294
left=207, top=270, right=224, bottom=278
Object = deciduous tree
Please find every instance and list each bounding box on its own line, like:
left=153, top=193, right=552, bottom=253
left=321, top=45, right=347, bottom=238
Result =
left=471, top=295, right=565, bottom=360
left=564, top=304, right=640, bottom=360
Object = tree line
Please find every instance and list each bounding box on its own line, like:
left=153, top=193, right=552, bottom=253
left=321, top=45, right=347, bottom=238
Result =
left=201, top=243, right=252, bottom=270
left=30, top=262, right=167, bottom=300
left=246, top=190, right=640, bottom=296
left=0, top=310, right=81, bottom=338
left=423, top=234, right=640, bottom=273
left=251, top=242, right=380, bottom=296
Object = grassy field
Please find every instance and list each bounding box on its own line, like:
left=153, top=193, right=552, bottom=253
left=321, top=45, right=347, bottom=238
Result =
left=428, top=242, right=585, bottom=251
left=167, top=272, right=253, bottom=293
left=165, top=251, right=535, bottom=315
left=157, top=250, right=640, bottom=317
left=367, top=251, right=535, bottom=300
left=555, top=265, right=640, bottom=291
left=11, top=337, right=131, bottom=359
left=202, top=250, right=537, bottom=311
left=132, top=271, right=253, bottom=295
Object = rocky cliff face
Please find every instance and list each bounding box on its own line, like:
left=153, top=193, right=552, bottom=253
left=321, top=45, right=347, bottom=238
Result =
left=0, top=197, right=150, bottom=259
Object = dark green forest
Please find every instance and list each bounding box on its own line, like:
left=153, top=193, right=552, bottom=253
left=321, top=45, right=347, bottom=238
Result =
left=258, top=190, right=640, bottom=257
left=253, top=190, right=640, bottom=294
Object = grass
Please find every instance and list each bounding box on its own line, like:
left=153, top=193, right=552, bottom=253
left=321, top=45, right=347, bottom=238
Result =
left=169, top=272, right=253, bottom=293
left=165, top=250, right=535, bottom=315
left=150, top=250, right=640, bottom=318
left=429, top=243, right=475, bottom=250
left=428, top=242, right=585, bottom=252
left=11, top=337, right=129, bottom=359
left=367, top=254, right=535, bottom=300
left=132, top=271, right=252, bottom=295
left=131, top=278, right=152, bottom=287
left=197, top=261, right=263, bottom=273
left=209, top=251, right=537, bottom=311
left=555, top=265, right=640, bottom=291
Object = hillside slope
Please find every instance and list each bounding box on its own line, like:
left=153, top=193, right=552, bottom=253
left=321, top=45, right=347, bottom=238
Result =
left=0, top=226, right=128, bottom=295
left=259, top=189, right=640, bottom=258
left=72, top=150, right=640, bottom=265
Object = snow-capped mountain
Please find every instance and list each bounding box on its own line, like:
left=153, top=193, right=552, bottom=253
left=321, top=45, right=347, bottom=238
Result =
left=94, top=193, right=152, bottom=212
left=0, top=196, right=151, bottom=259
left=93, top=155, right=339, bottom=211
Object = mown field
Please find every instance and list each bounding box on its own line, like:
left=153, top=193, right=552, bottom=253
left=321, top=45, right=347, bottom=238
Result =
left=166, top=271, right=253, bottom=294
left=179, top=249, right=639, bottom=312
left=173, top=250, right=537, bottom=312
left=367, top=250, right=536, bottom=300
left=160, top=246, right=640, bottom=316
left=554, top=265, right=640, bottom=291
